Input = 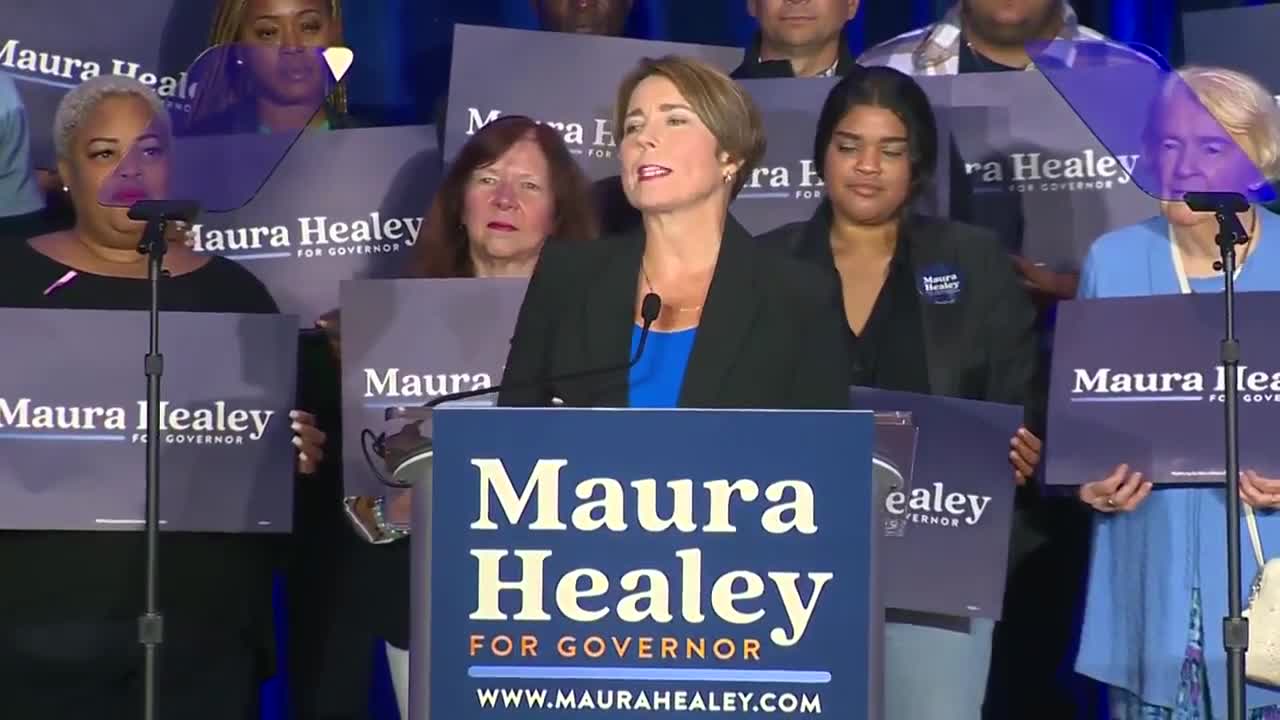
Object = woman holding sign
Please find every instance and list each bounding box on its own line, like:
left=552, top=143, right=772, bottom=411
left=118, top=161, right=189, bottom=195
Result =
left=335, top=114, right=599, bottom=717
left=0, top=75, right=325, bottom=718
left=1073, top=66, right=1280, bottom=719
left=757, top=66, right=1044, bottom=719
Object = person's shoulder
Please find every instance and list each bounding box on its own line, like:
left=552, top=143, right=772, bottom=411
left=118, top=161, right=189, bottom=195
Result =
left=749, top=236, right=838, bottom=305
left=0, top=72, right=21, bottom=110
left=754, top=220, right=807, bottom=253
left=908, top=215, right=1006, bottom=264
left=1086, top=215, right=1166, bottom=263
left=197, top=256, right=280, bottom=313
left=856, top=25, right=933, bottom=71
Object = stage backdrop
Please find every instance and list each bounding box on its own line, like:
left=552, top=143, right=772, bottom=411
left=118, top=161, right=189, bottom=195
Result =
left=1182, top=4, right=1280, bottom=95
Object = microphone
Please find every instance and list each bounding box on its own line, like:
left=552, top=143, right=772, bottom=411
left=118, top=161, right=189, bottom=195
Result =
left=360, top=293, right=663, bottom=488
left=1182, top=191, right=1249, bottom=215
left=127, top=199, right=201, bottom=223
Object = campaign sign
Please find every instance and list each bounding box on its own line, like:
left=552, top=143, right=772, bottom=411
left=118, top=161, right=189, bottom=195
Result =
left=410, top=407, right=876, bottom=719
left=188, top=125, right=440, bottom=326
left=1046, top=292, right=1280, bottom=486
left=853, top=388, right=1019, bottom=619
left=2, top=0, right=218, bottom=167
left=731, top=79, right=951, bottom=236
left=0, top=308, right=298, bottom=532
left=444, top=24, right=743, bottom=180
left=914, top=73, right=1156, bottom=272
left=1183, top=5, right=1280, bottom=96
left=340, top=278, right=528, bottom=498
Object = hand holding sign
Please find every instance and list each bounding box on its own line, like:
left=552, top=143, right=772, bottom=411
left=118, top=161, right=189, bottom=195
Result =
left=1240, top=470, right=1280, bottom=510
left=1009, top=427, right=1042, bottom=486
left=1079, top=463, right=1152, bottom=513
left=290, top=410, right=326, bottom=475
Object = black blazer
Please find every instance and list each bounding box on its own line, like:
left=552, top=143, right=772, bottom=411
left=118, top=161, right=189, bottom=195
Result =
left=760, top=204, right=1052, bottom=572
left=497, top=219, right=852, bottom=410
left=759, top=203, right=1039, bottom=412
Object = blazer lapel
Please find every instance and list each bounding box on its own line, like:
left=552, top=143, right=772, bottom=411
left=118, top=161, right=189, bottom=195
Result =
left=679, top=220, right=762, bottom=406
left=580, top=229, right=644, bottom=406
left=907, top=218, right=968, bottom=396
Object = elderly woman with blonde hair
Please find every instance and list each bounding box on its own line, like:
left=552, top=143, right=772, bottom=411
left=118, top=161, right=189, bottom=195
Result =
left=1072, top=65, right=1280, bottom=718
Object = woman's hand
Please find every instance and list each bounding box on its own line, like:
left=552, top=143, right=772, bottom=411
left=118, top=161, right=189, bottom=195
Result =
left=1240, top=470, right=1280, bottom=510
left=1079, top=463, right=1152, bottom=513
left=1009, top=427, right=1042, bottom=486
left=290, top=410, right=326, bottom=475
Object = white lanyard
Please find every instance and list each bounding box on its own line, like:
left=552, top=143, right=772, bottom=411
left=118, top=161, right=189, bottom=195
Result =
left=1168, top=218, right=1253, bottom=295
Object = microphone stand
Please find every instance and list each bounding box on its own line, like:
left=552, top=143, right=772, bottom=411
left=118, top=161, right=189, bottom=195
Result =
left=137, top=213, right=166, bottom=720
left=1205, top=198, right=1251, bottom=720
left=127, top=199, right=198, bottom=720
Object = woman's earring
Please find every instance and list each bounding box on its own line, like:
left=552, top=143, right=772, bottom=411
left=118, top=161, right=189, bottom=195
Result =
left=723, top=172, right=734, bottom=185
left=61, top=185, right=69, bottom=193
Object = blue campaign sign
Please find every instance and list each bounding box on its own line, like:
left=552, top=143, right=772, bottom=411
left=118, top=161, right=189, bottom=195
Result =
left=411, top=407, right=875, bottom=719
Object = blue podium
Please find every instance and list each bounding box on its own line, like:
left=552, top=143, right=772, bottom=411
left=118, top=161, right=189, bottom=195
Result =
left=407, top=407, right=880, bottom=719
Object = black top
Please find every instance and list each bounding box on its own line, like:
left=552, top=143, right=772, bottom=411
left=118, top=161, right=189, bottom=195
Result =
left=786, top=204, right=931, bottom=394
left=497, top=219, right=851, bottom=410
left=0, top=239, right=282, bottom=658
left=957, top=37, right=1026, bottom=74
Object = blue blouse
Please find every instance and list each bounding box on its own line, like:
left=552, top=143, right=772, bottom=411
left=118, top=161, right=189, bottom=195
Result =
left=627, top=325, right=696, bottom=408
left=1074, top=209, right=1280, bottom=710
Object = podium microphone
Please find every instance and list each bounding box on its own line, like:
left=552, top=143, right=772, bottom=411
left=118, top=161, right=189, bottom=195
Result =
left=360, top=293, right=663, bottom=488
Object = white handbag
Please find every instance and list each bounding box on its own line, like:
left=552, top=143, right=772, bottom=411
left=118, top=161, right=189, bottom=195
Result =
left=1243, top=503, right=1280, bottom=685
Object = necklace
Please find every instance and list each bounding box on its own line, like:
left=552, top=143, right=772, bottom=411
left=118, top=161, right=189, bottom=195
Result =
left=641, top=263, right=704, bottom=313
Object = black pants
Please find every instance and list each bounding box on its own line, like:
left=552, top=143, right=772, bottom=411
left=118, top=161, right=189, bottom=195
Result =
left=3, top=621, right=262, bottom=720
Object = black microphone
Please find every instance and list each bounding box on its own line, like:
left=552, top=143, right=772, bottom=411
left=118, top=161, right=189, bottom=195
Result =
left=127, top=199, right=201, bottom=223
left=1183, top=191, right=1249, bottom=214
left=360, top=293, right=663, bottom=487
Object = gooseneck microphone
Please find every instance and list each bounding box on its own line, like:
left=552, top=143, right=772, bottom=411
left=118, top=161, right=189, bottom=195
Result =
left=360, top=293, right=663, bottom=488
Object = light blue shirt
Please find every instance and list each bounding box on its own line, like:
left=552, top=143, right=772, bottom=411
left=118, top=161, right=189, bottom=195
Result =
left=627, top=325, right=696, bottom=409
left=0, top=72, right=42, bottom=218
left=1074, top=209, right=1280, bottom=711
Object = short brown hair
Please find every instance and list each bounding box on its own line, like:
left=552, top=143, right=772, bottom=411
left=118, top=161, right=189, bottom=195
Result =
left=613, top=55, right=766, bottom=197
left=409, top=115, right=599, bottom=278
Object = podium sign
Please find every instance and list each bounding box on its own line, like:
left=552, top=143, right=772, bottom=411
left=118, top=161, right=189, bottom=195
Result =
left=1046, top=293, right=1280, bottom=485
left=339, top=278, right=528, bottom=497
left=0, top=308, right=298, bottom=532
left=411, top=407, right=876, bottom=719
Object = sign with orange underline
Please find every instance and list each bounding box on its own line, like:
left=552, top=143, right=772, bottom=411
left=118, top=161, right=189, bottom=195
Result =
left=410, top=407, right=879, bottom=719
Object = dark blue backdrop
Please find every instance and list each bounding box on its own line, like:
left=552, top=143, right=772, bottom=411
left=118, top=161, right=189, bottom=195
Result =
left=338, top=0, right=1278, bottom=125
left=276, top=2, right=1276, bottom=719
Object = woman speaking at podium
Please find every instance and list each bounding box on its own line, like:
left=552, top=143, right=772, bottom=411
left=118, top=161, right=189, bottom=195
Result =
left=0, top=75, right=325, bottom=718
left=499, top=55, right=851, bottom=409
left=1073, top=66, right=1280, bottom=719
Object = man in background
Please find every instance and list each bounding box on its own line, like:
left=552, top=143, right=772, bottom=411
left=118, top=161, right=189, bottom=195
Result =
left=732, top=0, right=859, bottom=79
left=860, top=0, right=1108, bottom=300
left=0, top=72, right=44, bottom=239
left=532, top=0, right=631, bottom=36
